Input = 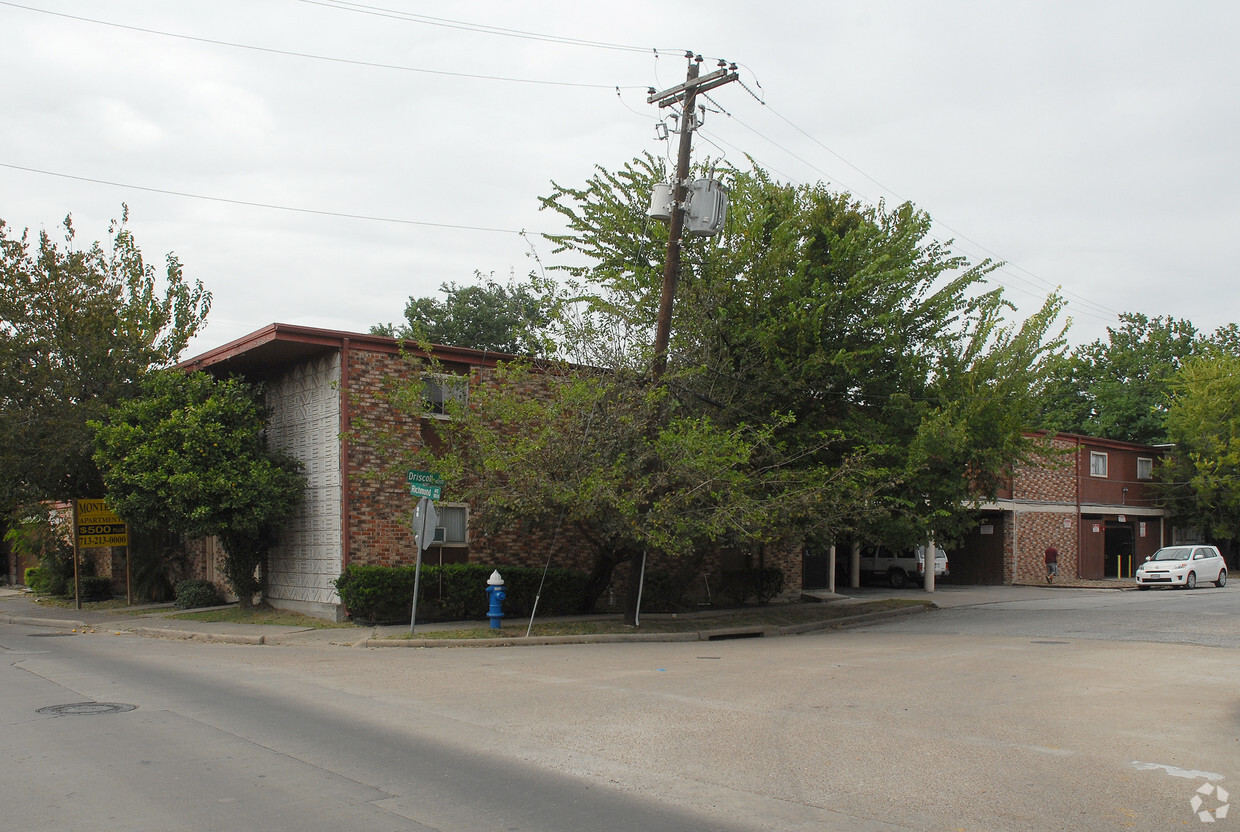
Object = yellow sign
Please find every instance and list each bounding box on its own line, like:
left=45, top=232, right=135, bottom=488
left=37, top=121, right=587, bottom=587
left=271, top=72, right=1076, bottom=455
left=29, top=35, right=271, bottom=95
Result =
left=76, top=499, right=128, bottom=548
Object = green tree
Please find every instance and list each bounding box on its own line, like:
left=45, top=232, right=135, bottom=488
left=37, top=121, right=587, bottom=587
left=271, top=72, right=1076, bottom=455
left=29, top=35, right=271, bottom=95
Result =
left=1034, top=313, right=1201, bottom=444
left=373, top=273, right=557, bottom=355
left=91, top=371, right=305, bottom=608
left=362, top=158, right=1066, bottom=624
left=0, top=208, right=211, bottom=510
left=359, top=355, right=883, bottom=621
left=541, top=156, right=1066, bottom=553
left=1159, top=351, right=1240, bottom=562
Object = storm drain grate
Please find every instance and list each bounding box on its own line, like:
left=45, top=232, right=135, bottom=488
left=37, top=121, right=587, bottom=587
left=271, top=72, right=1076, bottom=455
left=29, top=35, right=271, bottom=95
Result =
left=26, top=633, right=77, bottom=637
left=706, top=630, right=765, bottom=641
left=37, top=702, right=137, bottom=716
left=1030, top=640, right=1071, bottom=645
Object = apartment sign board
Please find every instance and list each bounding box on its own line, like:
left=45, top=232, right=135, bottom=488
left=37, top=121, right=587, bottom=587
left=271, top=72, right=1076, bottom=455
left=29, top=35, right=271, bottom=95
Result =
left=76, top=499, right=128, bottom=548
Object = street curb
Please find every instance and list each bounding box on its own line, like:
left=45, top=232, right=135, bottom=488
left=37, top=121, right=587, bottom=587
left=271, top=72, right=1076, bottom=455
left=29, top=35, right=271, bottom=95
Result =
left=127, top=626, right=266, bottom=645
left=354, top=604, right=933, bottom=648
left=1, top=614, right=90, bottom=629
left=3, top=601, right=932, bottom=647
left=774, top=603, right=932, bottom=635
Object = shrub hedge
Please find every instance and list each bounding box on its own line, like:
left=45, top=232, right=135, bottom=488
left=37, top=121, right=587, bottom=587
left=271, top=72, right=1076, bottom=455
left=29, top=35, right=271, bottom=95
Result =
left=335, top=564, right=593, bottom=624
left=78, top=576, right=115, bottom=601
left=24, top=566, right=61, bottom=596
left=719, top=567, right=786, bottom=605
left=24, top=568, right=114, bottom=600
left=174, top=579, right=223, bottom=610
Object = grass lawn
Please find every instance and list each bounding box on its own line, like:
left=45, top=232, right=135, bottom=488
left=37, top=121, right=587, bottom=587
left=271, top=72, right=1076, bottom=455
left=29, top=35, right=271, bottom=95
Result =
left=169, top=606, right=356, bottom=628
left=34, top=596, right=152, bottom=613
left=394, top=598, right=932, bottom=640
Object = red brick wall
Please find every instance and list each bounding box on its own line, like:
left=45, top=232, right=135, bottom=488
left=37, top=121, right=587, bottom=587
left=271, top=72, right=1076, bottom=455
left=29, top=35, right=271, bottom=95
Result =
left=1012, top=511, right=1078, bottom=583
left=343, top=351, right=600, bottom=574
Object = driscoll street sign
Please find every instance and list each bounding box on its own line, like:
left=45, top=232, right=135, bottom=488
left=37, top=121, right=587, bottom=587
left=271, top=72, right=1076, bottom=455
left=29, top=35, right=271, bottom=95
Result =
left=406, top=469, right=445, bottom=500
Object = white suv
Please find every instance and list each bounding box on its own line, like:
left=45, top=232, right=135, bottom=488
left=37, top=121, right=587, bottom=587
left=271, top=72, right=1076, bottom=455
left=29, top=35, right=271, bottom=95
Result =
left=1135, top=545, right=1227, bottom=590
left=852, top=545, right=950, bottom=589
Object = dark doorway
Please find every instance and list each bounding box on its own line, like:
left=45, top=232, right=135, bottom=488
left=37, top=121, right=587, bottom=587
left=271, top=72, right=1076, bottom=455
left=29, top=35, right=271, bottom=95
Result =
left=1105, top=522, right=1136, bottom=578
left=941, top=514, right=1006, bottom=585
left=802, top=550, right=831, bottom=590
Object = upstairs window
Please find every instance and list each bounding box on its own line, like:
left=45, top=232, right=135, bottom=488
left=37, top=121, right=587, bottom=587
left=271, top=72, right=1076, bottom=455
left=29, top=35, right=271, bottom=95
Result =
left=423, top=374, right=468, bottom=418
left=1089, top=451, right=1108, bottom=478
left=1137, top=457, right=1153, bottom=480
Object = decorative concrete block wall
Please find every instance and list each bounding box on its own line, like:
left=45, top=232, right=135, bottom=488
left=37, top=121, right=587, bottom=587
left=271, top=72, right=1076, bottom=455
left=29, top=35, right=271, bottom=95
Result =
left=263, top=353, right=343, bottom=618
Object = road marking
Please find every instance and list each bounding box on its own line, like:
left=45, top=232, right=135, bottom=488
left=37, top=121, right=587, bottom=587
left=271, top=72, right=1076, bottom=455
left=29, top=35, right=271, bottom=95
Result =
left=1132, top=761, right=1224, bottom=780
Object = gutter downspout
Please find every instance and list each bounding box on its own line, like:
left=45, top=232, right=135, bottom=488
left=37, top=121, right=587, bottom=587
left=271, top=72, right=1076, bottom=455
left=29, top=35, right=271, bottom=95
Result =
left=1076, top=436, right=1083, bottom=579
left=1011, top=508, right=1018, bottom=584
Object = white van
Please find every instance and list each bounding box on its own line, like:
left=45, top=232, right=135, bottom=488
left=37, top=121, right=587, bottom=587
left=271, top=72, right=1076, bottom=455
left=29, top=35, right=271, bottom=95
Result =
left=853, top=544, right=950, bottom=588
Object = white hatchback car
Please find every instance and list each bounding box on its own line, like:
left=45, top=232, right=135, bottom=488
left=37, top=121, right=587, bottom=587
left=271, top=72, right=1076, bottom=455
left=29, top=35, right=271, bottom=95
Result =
left=1135, top=545, right=1228, bottom=590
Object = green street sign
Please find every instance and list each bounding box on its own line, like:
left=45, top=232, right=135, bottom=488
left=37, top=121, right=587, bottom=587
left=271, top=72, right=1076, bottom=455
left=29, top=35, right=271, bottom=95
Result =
left=406, top=469, right=445, bottom=500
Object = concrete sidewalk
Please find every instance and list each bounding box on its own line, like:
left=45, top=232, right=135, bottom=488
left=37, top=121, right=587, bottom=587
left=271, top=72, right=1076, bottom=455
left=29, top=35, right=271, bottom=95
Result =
left=0, top=582, right=1123, bottom=647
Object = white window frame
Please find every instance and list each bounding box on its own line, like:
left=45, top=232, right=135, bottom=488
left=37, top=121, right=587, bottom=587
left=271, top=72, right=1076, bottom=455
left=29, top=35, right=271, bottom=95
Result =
left=1089, top=451, right=1108, bottom=478
left=433, top=503, right=469, bottom=547
left=422, top=373, right=468, bottom=419
left=1136, top=457, right=1153, bottom=480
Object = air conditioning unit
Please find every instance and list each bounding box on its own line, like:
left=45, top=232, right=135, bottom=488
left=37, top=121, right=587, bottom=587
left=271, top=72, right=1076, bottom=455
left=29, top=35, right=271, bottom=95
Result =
left=432, top=527, right=446, bottom=544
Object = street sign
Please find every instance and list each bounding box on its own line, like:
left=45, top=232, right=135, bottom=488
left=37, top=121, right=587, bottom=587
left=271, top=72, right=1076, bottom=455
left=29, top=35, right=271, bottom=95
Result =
left=406, top=469, right=444, bottom=500
left=76, top=499, right=128, bottom=547
left=413, top=497, right=438, bottom=552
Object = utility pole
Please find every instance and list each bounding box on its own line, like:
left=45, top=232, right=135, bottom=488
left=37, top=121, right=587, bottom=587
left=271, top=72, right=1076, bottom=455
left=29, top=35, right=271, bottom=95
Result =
left=647, top=53, right=737, bottom=380
left=619, top=56, right=737, bottom=628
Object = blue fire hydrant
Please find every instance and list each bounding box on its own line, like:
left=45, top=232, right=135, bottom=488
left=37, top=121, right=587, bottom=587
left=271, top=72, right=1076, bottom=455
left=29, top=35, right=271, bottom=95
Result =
left=485, top=570, right=506, bottom=629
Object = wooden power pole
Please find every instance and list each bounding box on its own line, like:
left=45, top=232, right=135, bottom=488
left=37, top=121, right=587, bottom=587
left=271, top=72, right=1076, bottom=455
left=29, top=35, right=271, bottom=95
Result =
left=647, top=54, right=737, bottom=380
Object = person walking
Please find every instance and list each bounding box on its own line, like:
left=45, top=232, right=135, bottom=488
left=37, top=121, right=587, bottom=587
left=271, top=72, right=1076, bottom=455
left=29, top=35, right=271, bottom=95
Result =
left=1045, top=546, right=1059, bottom=583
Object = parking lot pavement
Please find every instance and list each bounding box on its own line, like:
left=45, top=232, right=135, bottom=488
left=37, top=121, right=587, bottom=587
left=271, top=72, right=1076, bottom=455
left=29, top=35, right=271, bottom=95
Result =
left=821, top=581, right=1127, bottom=608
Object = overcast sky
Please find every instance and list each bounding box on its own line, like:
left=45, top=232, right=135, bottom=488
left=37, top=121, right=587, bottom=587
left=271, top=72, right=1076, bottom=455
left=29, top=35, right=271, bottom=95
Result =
left=3, top=1, right=1237, bottom=357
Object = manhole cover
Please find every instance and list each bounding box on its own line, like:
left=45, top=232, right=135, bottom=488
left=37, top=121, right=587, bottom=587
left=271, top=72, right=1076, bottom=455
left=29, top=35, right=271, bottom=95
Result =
left=37, top=702, right=137, bottom=716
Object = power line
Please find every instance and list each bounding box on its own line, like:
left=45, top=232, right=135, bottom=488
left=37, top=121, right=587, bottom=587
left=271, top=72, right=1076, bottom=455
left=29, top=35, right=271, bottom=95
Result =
left=300, top=0, right=679, bottom=55
left=0, top=2, right=1136, bottom=323
left=702, top=87, right=1120, bottom=322
left=0, top=0, right=642, bottom=90
left=0, top=162, right=526, bottom=235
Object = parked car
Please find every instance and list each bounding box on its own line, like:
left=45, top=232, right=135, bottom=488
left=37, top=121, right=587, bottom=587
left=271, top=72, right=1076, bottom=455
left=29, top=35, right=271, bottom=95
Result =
left=850, top=544, right=950, bottom=588
left=1135, top=545, right=1227, bottom=590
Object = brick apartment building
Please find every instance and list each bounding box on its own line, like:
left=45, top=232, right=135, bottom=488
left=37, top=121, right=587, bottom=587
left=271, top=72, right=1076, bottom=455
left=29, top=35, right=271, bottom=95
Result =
left=950, top=433, right=1170, bottom=585
left=179, top=324, right=1175, bottom=617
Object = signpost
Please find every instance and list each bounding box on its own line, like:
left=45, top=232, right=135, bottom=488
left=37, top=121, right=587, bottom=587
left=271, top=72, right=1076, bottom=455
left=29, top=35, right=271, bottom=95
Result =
left=407, top=473, right=444, bottom=634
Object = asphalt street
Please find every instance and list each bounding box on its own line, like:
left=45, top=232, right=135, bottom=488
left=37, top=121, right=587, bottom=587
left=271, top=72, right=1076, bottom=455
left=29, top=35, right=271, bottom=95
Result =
left=2, top=583, right=1237, bottom=831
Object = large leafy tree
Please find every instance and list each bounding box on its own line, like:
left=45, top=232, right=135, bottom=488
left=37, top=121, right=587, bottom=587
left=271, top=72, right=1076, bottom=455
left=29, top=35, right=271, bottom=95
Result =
left=1159, top=351, right=1240, bottom=563
left=1034, top=313, right=1202, bottom=444
left=375, top=358, right=884, bottom=620
left=540, top=156, right=1066, bottom=553
left=91, top=371, right=305, bottom=607
left=0, top=208, right=211, bottom=509
left=365, top=157, right=1064, bottom=624
left=373, top=273, right=557, bottom=355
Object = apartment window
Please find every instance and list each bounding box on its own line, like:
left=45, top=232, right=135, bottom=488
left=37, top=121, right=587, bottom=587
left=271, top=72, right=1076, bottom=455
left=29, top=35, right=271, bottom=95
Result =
left=1136, top=457, right=1153, bottom=480
left=1089, top=451, right=1108, bottom=478
left=433, top=504, right=468, bottom=546
left=422, top=374, right=468, bottom=418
